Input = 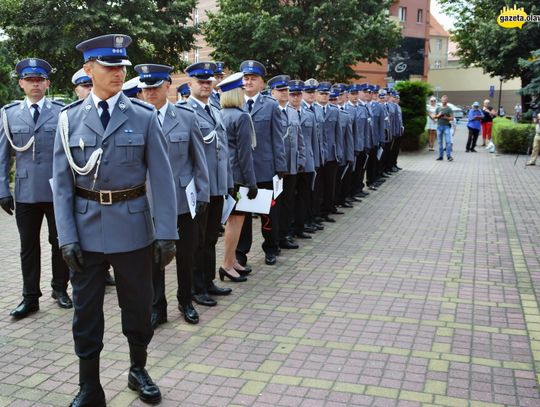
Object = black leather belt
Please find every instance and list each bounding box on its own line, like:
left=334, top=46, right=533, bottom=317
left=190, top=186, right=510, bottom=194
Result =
left=75, top=185, right=146, bottom=205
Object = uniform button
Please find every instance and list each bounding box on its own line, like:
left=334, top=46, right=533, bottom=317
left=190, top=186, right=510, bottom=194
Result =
left=102, top=159, right=108, bottom=165
left=102, top=141, right=108, bottom=146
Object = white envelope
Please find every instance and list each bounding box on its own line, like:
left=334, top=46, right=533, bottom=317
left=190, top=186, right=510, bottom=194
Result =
left=273, top=174, right=283, bottom=199
left=235, top=187, right=273, bottom=215
left=185, top=178, right=197, bottom=219
left=221, top=194, right=237, bottom=224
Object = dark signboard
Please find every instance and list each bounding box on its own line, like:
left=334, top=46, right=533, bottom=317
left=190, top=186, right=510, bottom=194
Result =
left=387, top=37, right=425, bottom=80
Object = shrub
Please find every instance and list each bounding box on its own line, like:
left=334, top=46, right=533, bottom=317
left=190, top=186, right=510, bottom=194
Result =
left=394, top=81, right=432, bottom=151
left=492, top=117, right=535, bottom=154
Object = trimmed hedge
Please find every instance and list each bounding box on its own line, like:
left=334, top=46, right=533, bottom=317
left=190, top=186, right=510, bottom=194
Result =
left=394, top=81, right=432, bottom=151
left=492, top=117, right=535, bottom=154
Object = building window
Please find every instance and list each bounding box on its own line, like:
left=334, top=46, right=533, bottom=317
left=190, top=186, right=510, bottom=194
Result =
left=417, top=9, right=423, bottom=23
left=434, top=60, right=441, bottom=69
left=193, top=8, right=199, bottom=25
left=399, top=7, right=407, bottom=22
left=436, top=39, right=443, bottom=51
left=194, top=49, right=200, bottom=63
left=182, top=51, right=189, bottom=62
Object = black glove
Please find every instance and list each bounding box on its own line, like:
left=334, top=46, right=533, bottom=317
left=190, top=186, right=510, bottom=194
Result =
left=61, top=243, right=84, bottom=273
left=227, top=187, right=235, bottom=196
left=276, top=171, right=287, bottom=179
left=0, top=195, right=14, bottom=216
left=154, top=239, right=176, bottom=268
left=247, top=185, right=258, bottom=200
left=298, top=165, right=304, bottom=173
left=195, top=201, right=207, bottom=215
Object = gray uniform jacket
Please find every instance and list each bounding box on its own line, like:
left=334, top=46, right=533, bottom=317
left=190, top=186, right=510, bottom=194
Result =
left=52, top=93, right=178, bottom=253
left=344, top=102, right=362, bottom=154
left=280, top=105, right=306, bottom=175
left=209, top=91, right=221, bottom=110
left=187, top=96, right=233, bottom=196
left=382, top=102, right=393, bottom=142
left=0, top=99, right=63, bottom=203
left=244, top=94, right=287, bottom=183
left=320, top=104, right=343, bottom=163
left=337, top=106, right=355, bottom=164
left=370, top=101, right=386, bottom=146
left=302, top=101, right=326, bottom=167
left=164, top=102, right=209, bottom=215
left=221, top=107, right=257, bottom=187
left=354, top=102, right=369, bottom=152
left=396, top=104, right=404, bottom=137
left=299, top=107, right=319, bottom=173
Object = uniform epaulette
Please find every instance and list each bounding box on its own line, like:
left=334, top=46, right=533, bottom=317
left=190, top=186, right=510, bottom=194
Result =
left=130, top=98, right=154, bottom=110
left=51, top=100, right=66, bottom=107
left=61, top=98, right=84, bottom=112
left=174, top=102, right=193, bottom=112
left=2, top=101, right=21, bottom=111
left=265, top=95, right=277, bottom=102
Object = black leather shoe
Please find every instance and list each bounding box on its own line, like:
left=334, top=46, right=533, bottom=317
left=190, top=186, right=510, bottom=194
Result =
left=349, top=197, right=362, bottom=202
left=390, top=167, right=399, bottom=172
left=331, top=209, right=344, bottom=215
left=380, top=173, right=389, bottom=178
left=314, top=216, right=324, bottom=223
left=52, top=290, right=73, bottom=309
left=356, top=191, right=369, bottom=197
left=128, top=366, right=161, bottom=404
left=178, top=303, right=199, bottom=324
left=265, top=254, right=277, bottom=265
left=233, top=265, right=252, bottom=276
left=368, top=185, right=378, bottom=191
left=340, top=202, right=354, bottom=208
left=219, top=267, right=247, bottom=282
left=279, top=239, right=299, bottom=249
left=294, top=231, right=312, bottom=239
left=321, top=216, right=335, bottom=223
left=395, top=165, right=402, bottom=170
left=207, top=282, right=232, bottom=295
left=193, top=293, right=217, bottom=307
left=70, top=358, right=105, bottom=407
left=151, top=311, right=167, bottom=329
left=313, top=222, right=324, bottom=230
left=105, top=271, right=116, bottom=286
left=304, top=224, right=317, bottom=233
left=10, top=300, right=39, bottom=319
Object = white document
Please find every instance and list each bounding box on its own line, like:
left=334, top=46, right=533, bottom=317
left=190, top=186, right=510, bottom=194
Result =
left=221, top=194, right=237, bottom=224
left=185, top=178, right=197, bottom=219
left=273, top=174, right=284, bottom=199
left=236, top=187, right=273, bottom=215
left=377, top=146, right=384, bottom=160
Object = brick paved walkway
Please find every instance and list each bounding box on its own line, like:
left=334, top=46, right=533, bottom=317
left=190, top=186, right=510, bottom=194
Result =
left=1, top=124, right=540, bottom=406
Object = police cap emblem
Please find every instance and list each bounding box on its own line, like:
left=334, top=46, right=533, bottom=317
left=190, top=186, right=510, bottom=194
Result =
left=114, top=36, right=124, bottom=48
left=29, top=59, right=37, bottom=67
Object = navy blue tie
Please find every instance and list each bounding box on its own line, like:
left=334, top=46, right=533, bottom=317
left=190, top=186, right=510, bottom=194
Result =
left=247, top=99, right=254, bottom=113
left=98, top=101, right=110, bottom=130
left=31, top=104, right=39, bottom=124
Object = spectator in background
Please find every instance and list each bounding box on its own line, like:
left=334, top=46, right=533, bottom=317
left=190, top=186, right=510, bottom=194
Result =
left=466, top=101, right=484, bottom=152
left=526, top=113, right=540, bottom=166
left=481, top=99, right=496, bottom=146
left=498, top=106, right=505, bottom=117
left=435, top=95, right=454, bottom=161
left=514, top=103, right=522, bottom=122
left=426, top=97, right=437, bottom=151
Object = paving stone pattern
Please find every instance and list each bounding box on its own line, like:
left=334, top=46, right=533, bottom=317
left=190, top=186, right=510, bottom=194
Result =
left=1, top=124, right=540, bottom=406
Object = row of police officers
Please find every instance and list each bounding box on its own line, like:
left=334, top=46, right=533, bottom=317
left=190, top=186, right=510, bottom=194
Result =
left=0, top=33, right=403, bottom=406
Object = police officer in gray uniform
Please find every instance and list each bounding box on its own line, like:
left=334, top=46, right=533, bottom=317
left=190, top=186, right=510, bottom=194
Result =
left=389, top=91, right=404, bottom=171
left=0, top=58, right=71, bottom=318
left=53, top=34, right=178, bottom=406
left=269, top=74, right=305, bottom=249
left=236, top=60, right=287, bottom=266
left=315, top=82, right=343, bottom=222
left=136, top=63, right=210, bottom=327
left=184, top=62, right=236, bottom=299
left=334, top=84, right=355, bottom=209
left=210, top=61, right=225, bottom=108
left=350, top=83, right=370, bottom=198
left=289, top=80, right=319, bottom=237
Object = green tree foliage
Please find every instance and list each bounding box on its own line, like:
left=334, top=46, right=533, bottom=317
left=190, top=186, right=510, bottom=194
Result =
left=519, top=49, right=540, bottom=100
left=394, top=80, right=432, bottom=151
left=438, top=1, right=540, bottom=108
left=0, top=42, right=22, bottom=105
left=0, top=0, right=198, bottom=93
left=203, top=0, right=401, bottom=81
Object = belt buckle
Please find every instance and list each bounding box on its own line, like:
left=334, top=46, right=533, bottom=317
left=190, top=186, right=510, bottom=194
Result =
left=99, top=190, right=113, bottom=205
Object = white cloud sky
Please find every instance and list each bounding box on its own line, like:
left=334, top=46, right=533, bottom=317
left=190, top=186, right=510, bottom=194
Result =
left=430, top=0, right=454, bottom=30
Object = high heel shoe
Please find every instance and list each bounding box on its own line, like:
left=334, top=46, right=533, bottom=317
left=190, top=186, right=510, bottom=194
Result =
left=219, top=267, right=247, bottom=282
left=233, top=265, right=252, bottom=276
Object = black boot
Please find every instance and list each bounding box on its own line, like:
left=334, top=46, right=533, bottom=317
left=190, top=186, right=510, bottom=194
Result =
left=127, top=345, right=161, bottom=404
left=70, top=358, right=106, bottom=407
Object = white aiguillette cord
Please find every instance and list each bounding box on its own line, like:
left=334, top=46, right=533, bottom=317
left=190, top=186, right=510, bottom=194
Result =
left=59, top=110, right=103, bottom=189
left=2, top=107, right=36, bottom=159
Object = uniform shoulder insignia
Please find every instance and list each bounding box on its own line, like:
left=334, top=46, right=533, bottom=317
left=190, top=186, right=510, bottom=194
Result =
left=2, top=101, right=20, bottom=111
left=175, top=102, right=193, bottom=112
left=131, top=98, right=154, bottom=110
left=266, top=95, right=277, bottom=102
left=176, top=100, right=188, bottom=105
left=51, top=100, right=65, bottom=107
left=61, top=99, right=84, bottom=112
